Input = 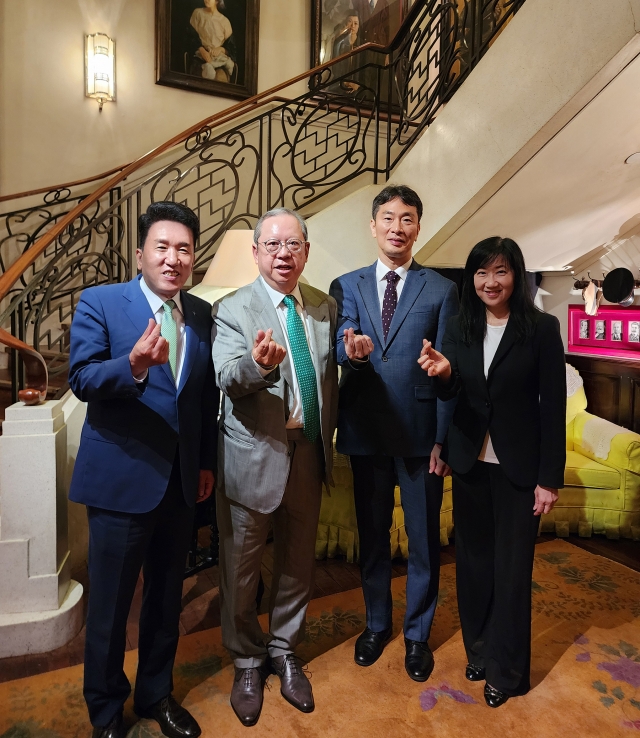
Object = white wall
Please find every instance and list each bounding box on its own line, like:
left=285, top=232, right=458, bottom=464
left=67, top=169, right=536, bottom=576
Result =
left=395, top=0, right=640, bottom=258
left=541, top=221, right=640, bottom=348
left=0, top=0, right=310, bottom=194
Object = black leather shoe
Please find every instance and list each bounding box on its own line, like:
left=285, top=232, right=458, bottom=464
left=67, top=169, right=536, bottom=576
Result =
left=465, top=663, right=486, bottom=681
left=92, top=713, right=126, bottom=738
left=354, top=627, right=392, bottom=666
left=484, top=683, right=510, bottom=708
left=230, top=666, right=269, bottom=727
left=271, top=654, right=314, bottom=713
left=404, top=638, right=434, bottom=682
left=136, top=694, right=201, bottom=738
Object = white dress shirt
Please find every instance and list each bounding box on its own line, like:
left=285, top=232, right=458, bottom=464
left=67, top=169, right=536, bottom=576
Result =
left=477, top=323, right=506, bottom=464
left=254, top=276, right=316, bottom=429
left=375, top=257, right=413, bottom=308
left=135, top=276, right=186, bottom=386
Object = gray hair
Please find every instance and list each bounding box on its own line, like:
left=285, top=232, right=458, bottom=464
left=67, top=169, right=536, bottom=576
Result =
left=253, top=208, right=308, bottom=244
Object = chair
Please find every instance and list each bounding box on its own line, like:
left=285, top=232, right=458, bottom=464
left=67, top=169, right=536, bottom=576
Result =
left=315, top=447, right=454, bottom=563
left=539, top=364, right=640, bottom=540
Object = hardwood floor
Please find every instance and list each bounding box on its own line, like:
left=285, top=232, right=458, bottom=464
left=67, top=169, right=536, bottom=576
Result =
left=0, top=535, right=636, bottom=685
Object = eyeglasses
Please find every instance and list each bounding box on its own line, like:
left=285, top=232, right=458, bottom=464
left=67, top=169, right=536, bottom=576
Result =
left=258, top=238, right=307, bottom=254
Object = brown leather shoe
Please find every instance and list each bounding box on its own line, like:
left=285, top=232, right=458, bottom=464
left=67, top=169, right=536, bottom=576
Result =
left=230, top=666, right=269, bottom=727
left=271, top=654, right=314, bottom=713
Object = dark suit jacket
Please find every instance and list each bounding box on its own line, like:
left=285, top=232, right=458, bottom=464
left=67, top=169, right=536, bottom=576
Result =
left=68, top=276, right=219, bottom=513
left=438, top=312, right=566, bottom=489
left=330, top=260, right=459, bottom=457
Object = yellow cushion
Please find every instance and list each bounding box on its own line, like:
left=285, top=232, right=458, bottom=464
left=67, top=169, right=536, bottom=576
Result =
left=557, top=484, right=625, bottom=511
left=572, top=412, right=640, bottom=473
left=564, top=450, right=620, bottom=489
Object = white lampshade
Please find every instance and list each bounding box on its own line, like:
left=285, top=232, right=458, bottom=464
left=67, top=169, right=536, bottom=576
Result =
left=189, top=230, right=258, bottom=305
left=85, top=33, right=116, bottom=110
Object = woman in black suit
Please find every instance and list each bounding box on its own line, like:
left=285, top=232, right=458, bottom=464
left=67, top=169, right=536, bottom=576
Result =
left=418, top=237, right=566, bottom=707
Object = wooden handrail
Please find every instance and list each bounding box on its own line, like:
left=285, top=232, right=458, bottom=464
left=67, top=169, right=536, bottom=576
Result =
left=0, top=37, right=398, bottom=307
left=0, top=0, right=428, bottom=403
left=0, top=327, right=47, bottom=405
left=0, top=163, right=130, bottom=205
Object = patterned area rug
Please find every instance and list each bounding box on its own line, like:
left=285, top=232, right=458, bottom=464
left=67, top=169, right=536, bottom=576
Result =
left=2, top=540, right=640, bottom=737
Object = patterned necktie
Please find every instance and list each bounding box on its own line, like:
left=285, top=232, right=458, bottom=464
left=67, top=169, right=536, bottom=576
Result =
left=382, top=271, right=400, bottom=341
left=161, top=299, right=178, bottom=381
left=283, top=294, right=320, bottom=443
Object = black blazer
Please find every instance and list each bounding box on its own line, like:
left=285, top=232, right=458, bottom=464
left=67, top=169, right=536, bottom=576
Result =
left=438, top=312, right=566, bottom=489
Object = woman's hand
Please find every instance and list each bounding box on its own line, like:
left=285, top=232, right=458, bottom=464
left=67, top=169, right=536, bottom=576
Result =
left=533, top=485, right=559, bottom=516
left=199, top=46, right=212, bottom=62
left=417, top=339, right=451, bottom=379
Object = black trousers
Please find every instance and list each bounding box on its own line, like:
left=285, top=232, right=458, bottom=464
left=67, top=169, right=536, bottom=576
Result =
left=84, top=458, right=194, bottom=727
left=453, top=461, right=539, bottom=696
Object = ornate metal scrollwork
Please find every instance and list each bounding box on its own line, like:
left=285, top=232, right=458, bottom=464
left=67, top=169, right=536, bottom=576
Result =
left=0, top=0, right=526, bottom=400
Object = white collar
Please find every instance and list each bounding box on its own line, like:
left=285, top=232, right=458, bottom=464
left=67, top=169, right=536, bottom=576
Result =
left=259, top=275, right=304, bottom=309
left=376, top=258, right=413, bottom=282
left=139, top=276, right=183, bottom=315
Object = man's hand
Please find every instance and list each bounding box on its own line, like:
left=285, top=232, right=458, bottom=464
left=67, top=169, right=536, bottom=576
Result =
left=429, top=443, right=451, bottom=476
left=417, top=339, right=451, bottom=379
left=129, top=319, right=169, bottom=377
left=533, top=485, right=559, bottom=516
left=252, top=328, right=286, bottom=369
left=197, top=470, right=215, bottom=503
left=343, top=327, right=374, bottom=361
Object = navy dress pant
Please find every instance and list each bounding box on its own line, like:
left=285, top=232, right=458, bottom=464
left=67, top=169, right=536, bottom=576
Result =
left=83, top=459, right=194, bottom=727
left=350, top=454, right=443, bottom=642
left=453, top=461, right=540, bottom=696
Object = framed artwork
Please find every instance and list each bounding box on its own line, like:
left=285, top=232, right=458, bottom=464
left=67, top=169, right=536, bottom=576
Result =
left=311, top=0, right=413, bottom=68
left=568, top=305, right=640, bottom=361
left=156, top=0, right=259, bottom=100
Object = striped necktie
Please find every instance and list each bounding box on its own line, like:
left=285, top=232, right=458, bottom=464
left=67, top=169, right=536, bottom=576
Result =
left=161, top=299, right=178, bottom=381
left=283, top=294, right=320, bottom=443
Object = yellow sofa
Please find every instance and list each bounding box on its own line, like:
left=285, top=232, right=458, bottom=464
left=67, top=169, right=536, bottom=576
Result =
left=539, top=365, right=640, bottom=540
left=316, top=366, right=640, bottom=561
left=315, top=449, right=453, bottom=562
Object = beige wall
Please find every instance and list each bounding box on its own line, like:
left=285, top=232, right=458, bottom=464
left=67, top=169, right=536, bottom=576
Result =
left=0, top=0, right=310, bottom=194
left=395, top=0, right=640, bottom=259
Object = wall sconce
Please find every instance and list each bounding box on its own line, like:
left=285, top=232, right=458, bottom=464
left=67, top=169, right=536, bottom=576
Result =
left=85, top=33, right=116, bottom=112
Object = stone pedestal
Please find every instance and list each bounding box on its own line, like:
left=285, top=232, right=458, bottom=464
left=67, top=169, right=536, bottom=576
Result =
left=0, top=400, right=83, bottom=655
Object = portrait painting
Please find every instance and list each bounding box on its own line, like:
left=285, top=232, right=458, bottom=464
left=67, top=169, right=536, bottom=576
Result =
left=156, top=0, right=259, bottom=100
left=595, top=320, right=606, bottom=340
left=579, top=320, right=589, bottom=340
left=629, top=322, right=640, bottom=343
left=311, top=0, right=413, bottom=67
left=611, top=320, right=622, bottom=341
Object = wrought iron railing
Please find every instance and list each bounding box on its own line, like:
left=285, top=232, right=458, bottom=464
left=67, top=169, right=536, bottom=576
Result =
left=0, top=0, right=525, bottom=402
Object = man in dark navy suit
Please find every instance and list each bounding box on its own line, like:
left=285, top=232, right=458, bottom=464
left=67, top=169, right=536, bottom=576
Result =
left=329, top=185, right=458, bottom=682
left=69, top=202, right=218, bottom=738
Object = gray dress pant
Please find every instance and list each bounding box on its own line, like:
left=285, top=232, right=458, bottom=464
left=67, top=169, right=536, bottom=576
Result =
left=217, top=430, right=323, bottom=668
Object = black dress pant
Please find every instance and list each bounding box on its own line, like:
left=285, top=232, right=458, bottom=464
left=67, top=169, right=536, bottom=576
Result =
left=453, top=461, right=539, bottom=696
left=84, top=458, right=194, bottom=727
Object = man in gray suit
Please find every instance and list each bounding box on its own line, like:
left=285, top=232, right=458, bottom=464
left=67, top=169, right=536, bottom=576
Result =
left=212, top=208, right=338, bottom=727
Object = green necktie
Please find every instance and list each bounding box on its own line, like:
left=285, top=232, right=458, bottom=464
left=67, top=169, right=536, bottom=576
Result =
left=161, top=299, right=178, bottom=381
left=283, top=294, right=320, bottom=443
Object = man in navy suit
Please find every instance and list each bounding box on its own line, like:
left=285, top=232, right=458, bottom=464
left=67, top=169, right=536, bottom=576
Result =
left=68, top=202, right=218, bottom=738
left=329, top=185, right=458, bottom=681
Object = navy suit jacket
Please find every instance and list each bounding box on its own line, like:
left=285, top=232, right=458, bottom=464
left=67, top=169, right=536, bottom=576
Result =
left=68, top=276, right=219, bottom=513
left=329, top=261, right=459, bottom=457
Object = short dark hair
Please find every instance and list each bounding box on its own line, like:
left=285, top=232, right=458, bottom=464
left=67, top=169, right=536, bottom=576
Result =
left=371, top=185, right=423, bottom=221
left=459, top=236, right=539, bottom=344
left=138, top=201, right=200, bottom=250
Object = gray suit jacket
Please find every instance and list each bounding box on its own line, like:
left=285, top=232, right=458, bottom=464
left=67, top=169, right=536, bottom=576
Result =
left=212, top=278, right=339, bottom=514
